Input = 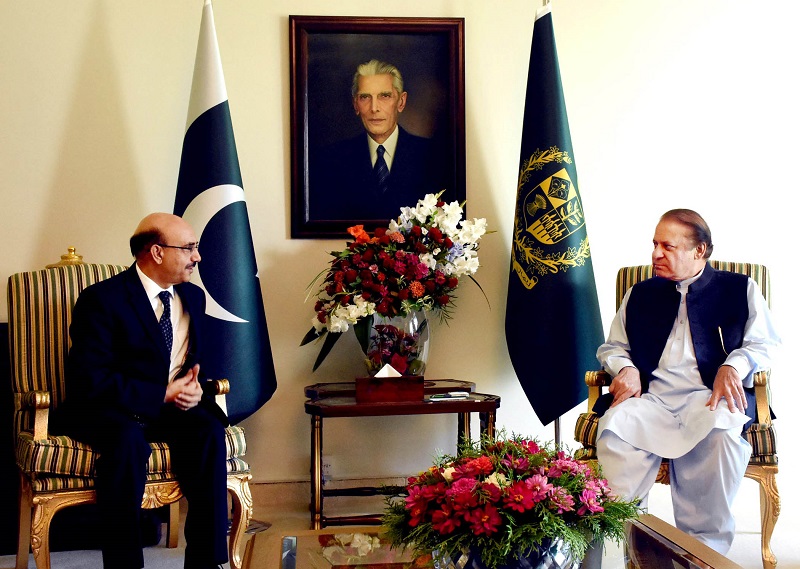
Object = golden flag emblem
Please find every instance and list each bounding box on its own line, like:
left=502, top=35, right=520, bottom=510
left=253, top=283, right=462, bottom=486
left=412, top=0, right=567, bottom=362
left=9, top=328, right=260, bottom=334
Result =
left=524, top=167, right=585, bottom=245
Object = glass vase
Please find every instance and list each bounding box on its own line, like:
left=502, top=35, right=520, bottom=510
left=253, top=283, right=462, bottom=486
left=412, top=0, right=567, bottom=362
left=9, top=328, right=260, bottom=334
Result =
left=363, top=310, right=430, bottom=376
left=433, top=540, right=579, bottom=569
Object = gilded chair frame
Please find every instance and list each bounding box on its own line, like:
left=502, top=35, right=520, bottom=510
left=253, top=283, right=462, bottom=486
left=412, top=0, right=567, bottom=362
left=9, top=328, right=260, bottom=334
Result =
left=10, top=254, right=253, bottom=569
left=574, top=260, right=779, bottom=569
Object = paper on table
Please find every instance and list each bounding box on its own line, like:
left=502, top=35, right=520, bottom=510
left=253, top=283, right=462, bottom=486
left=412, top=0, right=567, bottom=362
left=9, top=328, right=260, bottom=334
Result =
left=374, top=364, right=402, bottom=377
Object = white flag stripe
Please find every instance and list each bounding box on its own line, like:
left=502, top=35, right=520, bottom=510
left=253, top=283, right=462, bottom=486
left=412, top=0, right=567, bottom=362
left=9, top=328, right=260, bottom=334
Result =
left=186, top=0, right=227, bottom=131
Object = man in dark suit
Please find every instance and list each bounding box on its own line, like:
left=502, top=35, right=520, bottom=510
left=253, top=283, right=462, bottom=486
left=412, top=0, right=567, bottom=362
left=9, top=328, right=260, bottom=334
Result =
left=57, top=213, right=228, bottom=569
left=310, top=59, right=448, bottom=221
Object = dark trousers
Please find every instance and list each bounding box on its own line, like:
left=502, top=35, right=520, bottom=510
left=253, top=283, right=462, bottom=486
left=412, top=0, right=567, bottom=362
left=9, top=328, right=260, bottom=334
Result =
left=66, top=405, right=229, bottom=569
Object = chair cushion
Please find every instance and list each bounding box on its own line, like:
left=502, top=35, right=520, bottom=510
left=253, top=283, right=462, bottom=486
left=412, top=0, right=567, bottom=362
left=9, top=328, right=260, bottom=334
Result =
left=573, top=412, right=777, bottom=465
left=16, top=425, right=249, bottom=479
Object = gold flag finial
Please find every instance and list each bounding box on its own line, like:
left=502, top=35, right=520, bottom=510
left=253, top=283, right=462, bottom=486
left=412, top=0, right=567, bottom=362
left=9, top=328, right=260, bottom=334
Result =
left=46, top=247, right=85, bottom=268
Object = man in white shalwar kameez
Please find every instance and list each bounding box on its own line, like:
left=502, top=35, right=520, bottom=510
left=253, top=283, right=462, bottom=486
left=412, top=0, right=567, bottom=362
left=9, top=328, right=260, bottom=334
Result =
left=595, top=209, right=780, bottom=554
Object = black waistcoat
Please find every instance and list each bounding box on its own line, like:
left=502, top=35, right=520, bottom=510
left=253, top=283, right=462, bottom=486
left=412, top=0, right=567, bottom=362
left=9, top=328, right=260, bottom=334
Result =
left=625, top=263, right=749, bottom=393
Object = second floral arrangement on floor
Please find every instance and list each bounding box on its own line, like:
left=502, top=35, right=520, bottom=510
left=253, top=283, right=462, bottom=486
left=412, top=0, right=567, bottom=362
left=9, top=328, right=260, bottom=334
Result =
left=301, top=191, right=488, bottom=373
left=381, top=433, right=641, bottom=569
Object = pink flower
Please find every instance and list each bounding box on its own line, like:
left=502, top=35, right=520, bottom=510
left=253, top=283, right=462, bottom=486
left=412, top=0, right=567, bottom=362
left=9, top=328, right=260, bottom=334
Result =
left=577, top=489, right=605, bottom=516
left=501, top=453, right=530, bottom=474
left=548, top=486, right=575, bottom=514
left=524, top=474, right=552, bottom=503
left=520, top=440, right=541, bottom=454
left=446, top=477, right=479, bottom=510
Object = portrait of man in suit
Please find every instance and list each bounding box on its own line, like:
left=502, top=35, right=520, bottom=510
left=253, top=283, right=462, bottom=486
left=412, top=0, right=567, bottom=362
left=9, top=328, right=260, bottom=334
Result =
left=290, top=18, right=465, bottom=238
left=309, top=59, right=449, bottom=223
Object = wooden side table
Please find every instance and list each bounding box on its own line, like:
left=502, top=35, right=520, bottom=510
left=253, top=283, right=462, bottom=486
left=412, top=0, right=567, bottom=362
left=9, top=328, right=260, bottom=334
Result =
left=304, top=381, right=500, bottom=529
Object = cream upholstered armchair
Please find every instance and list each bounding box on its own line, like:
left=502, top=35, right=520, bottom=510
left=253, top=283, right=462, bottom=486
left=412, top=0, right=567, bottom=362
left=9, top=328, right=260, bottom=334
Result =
left=10, top=248, right=253, bottom=569
left=573, top=260, right=779, bottom=569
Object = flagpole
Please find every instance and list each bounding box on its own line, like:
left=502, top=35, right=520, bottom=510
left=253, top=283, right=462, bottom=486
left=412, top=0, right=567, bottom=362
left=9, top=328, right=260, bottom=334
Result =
left=554, top=417, right=561, bottom=447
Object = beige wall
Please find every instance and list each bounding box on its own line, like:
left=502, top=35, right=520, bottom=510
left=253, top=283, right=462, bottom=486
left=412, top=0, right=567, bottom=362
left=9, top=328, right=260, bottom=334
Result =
left=2, top=1, right=797, bottom=489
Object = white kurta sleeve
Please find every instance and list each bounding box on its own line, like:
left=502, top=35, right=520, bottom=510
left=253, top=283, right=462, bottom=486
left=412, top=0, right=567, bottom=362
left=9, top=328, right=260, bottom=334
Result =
left=722, top=278, right=781, bottom=388
left=596, top=288, right=635, bottom=376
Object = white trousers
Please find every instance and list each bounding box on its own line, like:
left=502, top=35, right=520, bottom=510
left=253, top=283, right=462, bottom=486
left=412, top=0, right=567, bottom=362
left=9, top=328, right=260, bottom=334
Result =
left=596, top=426, right=751, bottom=554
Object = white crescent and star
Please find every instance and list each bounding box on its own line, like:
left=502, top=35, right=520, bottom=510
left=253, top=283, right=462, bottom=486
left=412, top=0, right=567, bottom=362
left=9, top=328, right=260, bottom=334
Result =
left=182, top=184, right=249, bottom=323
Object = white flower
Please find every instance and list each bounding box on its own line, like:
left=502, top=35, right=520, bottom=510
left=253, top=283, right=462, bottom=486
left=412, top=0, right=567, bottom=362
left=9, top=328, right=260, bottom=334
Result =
left=448, top=255, right=481, bottom=277
left=485, top=472, right=508, bottom=488
left=442, top=466, right=457, bottom=482
left=418, top=252, right=436, bottom=269
left=413, top=194, right=439, bottom=221
left=312, top=316, right=326, bottom=333
left=350, top=533, right=380, bottom=556
left=327, top=295, right=376, bottom=333
left=458, top=217, right=488, bottom=244
left=433, top=200, right=464, bottom=235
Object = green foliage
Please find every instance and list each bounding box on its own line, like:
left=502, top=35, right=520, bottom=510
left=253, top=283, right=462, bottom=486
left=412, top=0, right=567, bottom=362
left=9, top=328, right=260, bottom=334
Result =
left=380, top=431, right=641, bottom=569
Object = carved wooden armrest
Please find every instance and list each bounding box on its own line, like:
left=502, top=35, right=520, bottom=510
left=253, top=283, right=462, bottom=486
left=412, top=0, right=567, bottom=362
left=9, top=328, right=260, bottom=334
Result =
left=15, top=390, right=51, bottom=441
left=203, top=378, right=230, bottom=416
left=753, top=369, right=771, bottom=425
left=584, top=370, right=611, bottom=411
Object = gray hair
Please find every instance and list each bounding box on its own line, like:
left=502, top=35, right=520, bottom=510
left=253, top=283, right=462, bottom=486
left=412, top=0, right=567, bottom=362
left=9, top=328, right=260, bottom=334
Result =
left=351, top=59, right=404, bottom=97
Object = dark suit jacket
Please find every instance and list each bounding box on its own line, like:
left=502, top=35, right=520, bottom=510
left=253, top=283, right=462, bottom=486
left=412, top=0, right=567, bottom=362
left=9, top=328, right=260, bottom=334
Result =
left=309, top=126, right=451, bottom=221
left=58, top=265, right=226, bottom=429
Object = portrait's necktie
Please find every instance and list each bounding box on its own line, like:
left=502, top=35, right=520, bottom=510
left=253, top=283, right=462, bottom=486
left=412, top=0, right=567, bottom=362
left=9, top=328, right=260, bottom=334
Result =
left=374, top=145, right=390, bottom=193
left=158, top=291, right=173, bottom=355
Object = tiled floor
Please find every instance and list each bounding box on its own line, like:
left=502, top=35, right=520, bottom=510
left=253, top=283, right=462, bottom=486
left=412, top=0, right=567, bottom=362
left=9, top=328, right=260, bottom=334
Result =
left=4, top=472, right=799, bottom=568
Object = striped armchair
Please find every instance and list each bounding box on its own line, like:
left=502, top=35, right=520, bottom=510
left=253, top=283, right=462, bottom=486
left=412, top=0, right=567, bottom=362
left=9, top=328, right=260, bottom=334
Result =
left=10, top=251, right=253, bottom=569
left=573, top=260, right=779, bottom=569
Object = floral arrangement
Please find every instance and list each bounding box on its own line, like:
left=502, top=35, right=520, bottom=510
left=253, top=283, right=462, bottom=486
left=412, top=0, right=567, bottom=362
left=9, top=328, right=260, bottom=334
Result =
left=301, top=192, right=488, bottom=372
left=381, top=433, right=640, bottom=569
left=317, top=532, right=415, bottom=566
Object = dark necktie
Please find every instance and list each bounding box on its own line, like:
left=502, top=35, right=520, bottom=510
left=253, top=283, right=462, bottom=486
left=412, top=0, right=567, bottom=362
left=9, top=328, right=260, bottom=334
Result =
left=158, top=291, right=173, bottom=355
left=374, top=145, right=390, bottom=193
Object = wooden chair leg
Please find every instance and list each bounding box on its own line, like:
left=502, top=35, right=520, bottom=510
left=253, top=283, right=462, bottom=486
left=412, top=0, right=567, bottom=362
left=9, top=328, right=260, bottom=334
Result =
left=745, top=464, right=779, bottom=569
left=16, top=476, right=32, bottom=569
left=166, top=501, right=180, bottom=548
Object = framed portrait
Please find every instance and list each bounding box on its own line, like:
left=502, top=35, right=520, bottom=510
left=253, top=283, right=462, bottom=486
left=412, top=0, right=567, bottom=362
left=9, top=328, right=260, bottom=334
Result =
left=289, top=16, right=466, bottom=239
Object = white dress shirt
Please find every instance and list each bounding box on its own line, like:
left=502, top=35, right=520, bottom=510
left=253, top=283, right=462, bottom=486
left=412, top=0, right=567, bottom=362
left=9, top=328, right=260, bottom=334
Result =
left=135, top=265, right=191, bottom=382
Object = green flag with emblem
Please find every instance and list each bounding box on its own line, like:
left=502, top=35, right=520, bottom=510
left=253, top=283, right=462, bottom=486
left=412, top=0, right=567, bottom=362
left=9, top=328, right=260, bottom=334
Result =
left=505, top=3, right=604, bottom=426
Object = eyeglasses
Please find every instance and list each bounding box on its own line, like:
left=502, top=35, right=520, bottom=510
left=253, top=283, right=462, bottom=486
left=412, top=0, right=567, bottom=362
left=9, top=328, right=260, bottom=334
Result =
left=158, top=242, right=200, bottom=253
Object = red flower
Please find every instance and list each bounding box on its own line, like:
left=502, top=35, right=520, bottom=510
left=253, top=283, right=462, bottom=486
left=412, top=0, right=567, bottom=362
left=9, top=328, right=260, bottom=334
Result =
left=504, top=481, right=535, bottom=513
left=479, top=481, right=502, bottom=503
left=390, top=353, right=408, bottom=374
left=464, top=504, right=502, bottom=535
left=431, top=504, right=460, bottom=535
left=454, top=456, right=493, bottom=479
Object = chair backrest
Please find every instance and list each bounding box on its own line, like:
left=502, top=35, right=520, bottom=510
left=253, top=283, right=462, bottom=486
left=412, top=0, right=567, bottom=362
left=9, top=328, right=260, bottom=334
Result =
left=615, top=260, right=771, bottom=310
left=8, top=263, right=127, bottom=437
